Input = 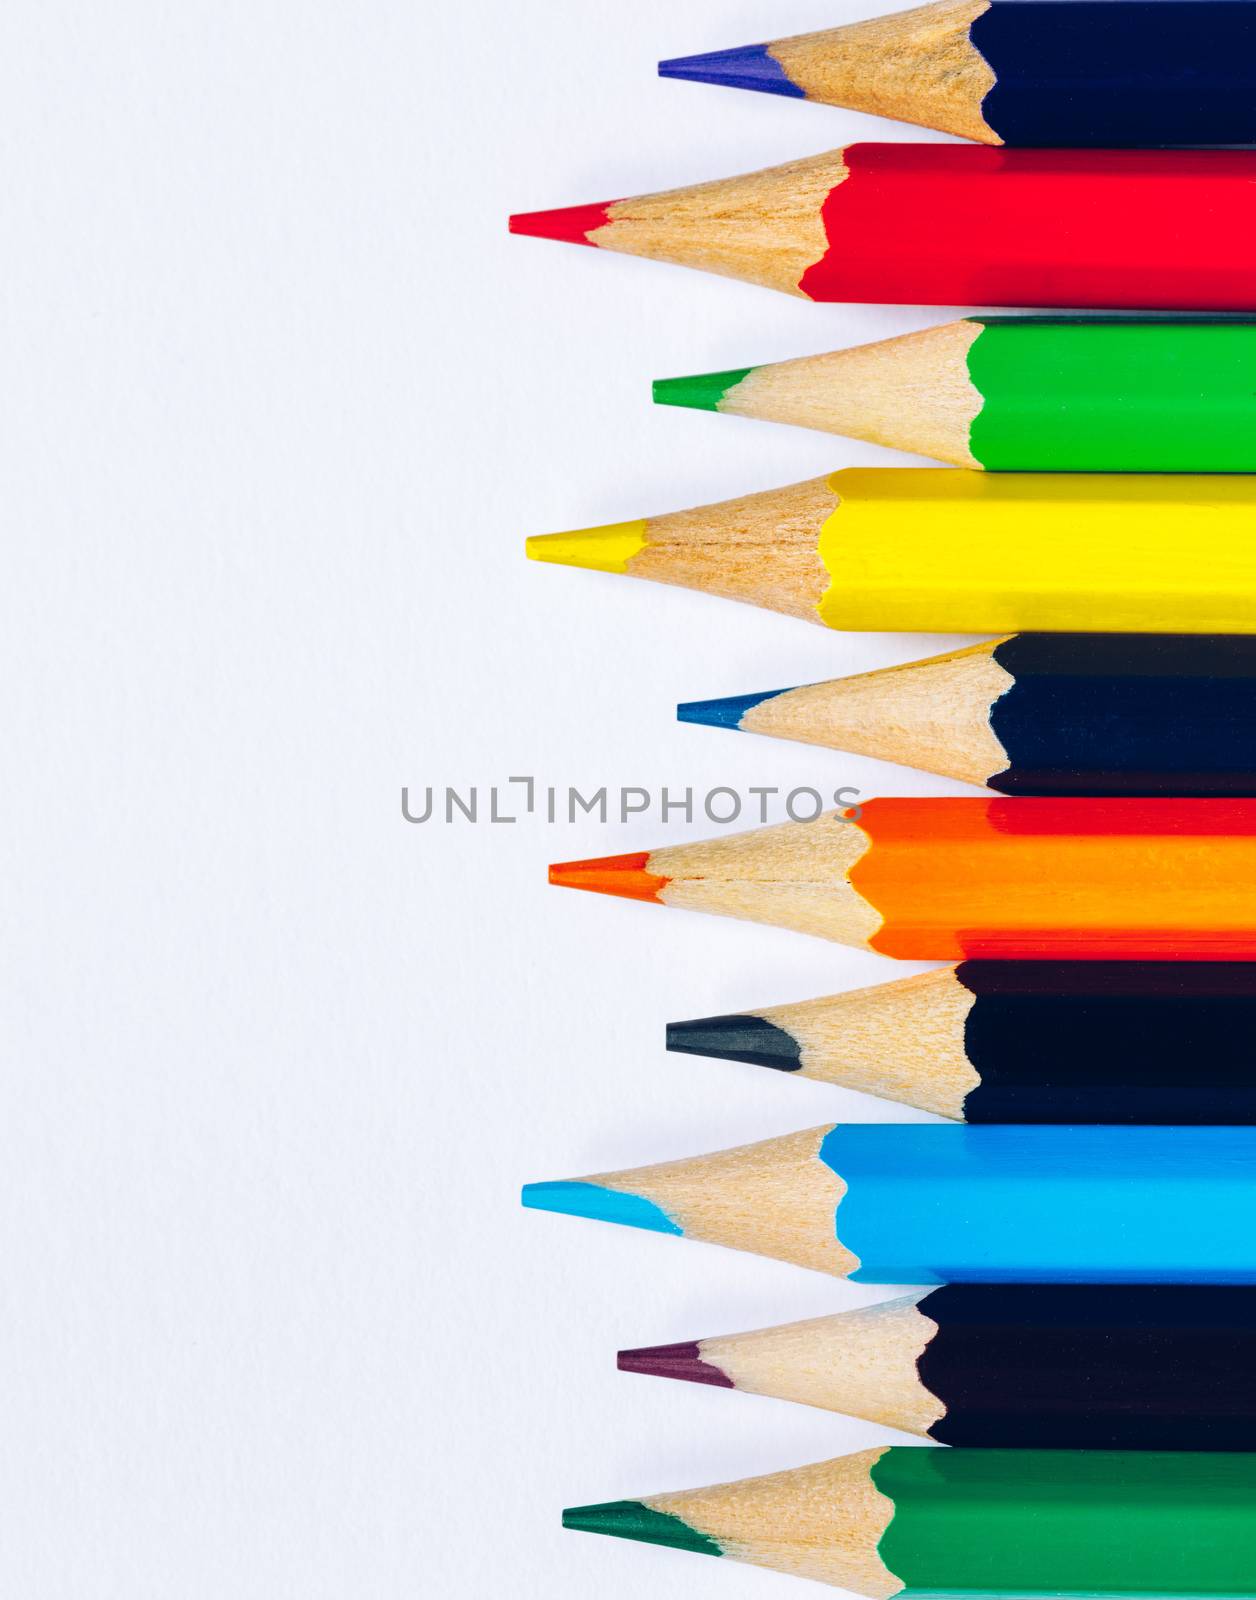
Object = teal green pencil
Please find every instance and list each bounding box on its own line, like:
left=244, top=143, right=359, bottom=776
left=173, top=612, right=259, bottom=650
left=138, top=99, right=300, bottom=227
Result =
left=565, top=1446, right=1256, bottom=1594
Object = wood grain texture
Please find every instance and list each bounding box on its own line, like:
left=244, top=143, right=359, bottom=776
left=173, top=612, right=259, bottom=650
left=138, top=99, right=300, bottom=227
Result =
left=725, top=321, right=983, bottom=464
left=704, top=1294, right=945, bottom=1434
left=760, top=967, right=979, bottom=1116
left=741, top=638, right=1012, bottom=784
left=651, top=812, right=881, bottom=947
left=632, top=474, right=836, bottom=623
left=643, top=1449, right=900, bottom=1596
left=772, top=0, right=997, bottom=143
left=591, top=150, right=847, bottom=296
left=589, top=1125, right=857, bottom=1276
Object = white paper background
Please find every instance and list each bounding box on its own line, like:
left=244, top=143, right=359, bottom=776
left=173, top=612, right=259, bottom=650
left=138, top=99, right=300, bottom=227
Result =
left=0, top=2, right=1004, bottom=1594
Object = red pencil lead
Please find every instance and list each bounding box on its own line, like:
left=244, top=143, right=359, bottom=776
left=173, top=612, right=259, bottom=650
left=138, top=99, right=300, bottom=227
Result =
left=508, top=200, right=614, bottom=246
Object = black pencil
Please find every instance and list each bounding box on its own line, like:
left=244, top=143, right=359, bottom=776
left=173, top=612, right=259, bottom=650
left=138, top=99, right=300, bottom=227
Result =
left=667, top=961, right=1256, bottom=1123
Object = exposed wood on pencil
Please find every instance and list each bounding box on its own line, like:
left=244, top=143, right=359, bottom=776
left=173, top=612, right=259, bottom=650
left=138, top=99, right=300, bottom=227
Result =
left=635, top=475, right=836, bottom=623
left=591, top=151, right=846, bottom=297
left=758, top=968, right=979, bottom=1115
left=708, top=322, right=982, bottom=465
left=650, top=813, right=879, bottom=946
left=737, top=640, right=1012, bottom=785
left=577, top=1126, right=855, bottom=1277
left=635, top=1451, right=898, bottom=1596
left=681, top=1296, right=943, bottom=1433
left=767, top=0, right=995, bottom=141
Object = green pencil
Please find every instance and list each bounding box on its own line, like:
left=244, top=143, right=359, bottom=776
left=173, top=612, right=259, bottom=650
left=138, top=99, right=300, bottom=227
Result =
left=565, top=1446, right=1256, bottom=1595
left=654, top=319, right=1256, bottom=471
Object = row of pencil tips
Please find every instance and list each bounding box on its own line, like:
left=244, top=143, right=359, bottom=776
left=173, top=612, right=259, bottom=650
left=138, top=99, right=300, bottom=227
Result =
left=510, top=4, right=1256, bottom=1594
left=531, top=1120, right=1256, bottom=1590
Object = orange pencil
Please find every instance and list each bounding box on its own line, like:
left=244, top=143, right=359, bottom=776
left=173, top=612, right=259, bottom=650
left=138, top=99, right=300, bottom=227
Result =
left=550, top=798, right=1256, bottom=960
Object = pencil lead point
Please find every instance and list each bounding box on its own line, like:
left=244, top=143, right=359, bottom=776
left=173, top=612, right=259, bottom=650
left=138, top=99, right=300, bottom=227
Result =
left=526, top=519, right=648, bottom=576
left=521, top=1180, right=682, bottom=1236
left=548, top=851, right=668, bottom=903
left=666, top=1012, right=804, bottom=1071
left=618, top=1339, right=735, bottom=1388
left=508, top=200, right=614, bottom=245
left=677, top=687, right=785, bottom=730
left=653, top=367, right=754, bottom=414
left=659, top=43, right=806, bottom=99
left=563, top=1499, right=724, bottom=1557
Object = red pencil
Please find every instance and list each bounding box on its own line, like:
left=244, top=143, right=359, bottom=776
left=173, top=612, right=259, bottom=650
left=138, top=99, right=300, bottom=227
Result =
left=511, top=145, right=1256, bottom=308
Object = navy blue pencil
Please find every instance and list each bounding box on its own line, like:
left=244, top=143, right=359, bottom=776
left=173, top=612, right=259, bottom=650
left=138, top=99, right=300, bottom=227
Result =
left=660, top=0, right=1256, bottom=148
left=677, top=635, right=1256, bottom=797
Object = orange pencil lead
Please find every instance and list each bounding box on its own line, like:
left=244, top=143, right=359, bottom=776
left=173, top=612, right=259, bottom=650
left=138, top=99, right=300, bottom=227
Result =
left=548, top=851, right=668, bottom=904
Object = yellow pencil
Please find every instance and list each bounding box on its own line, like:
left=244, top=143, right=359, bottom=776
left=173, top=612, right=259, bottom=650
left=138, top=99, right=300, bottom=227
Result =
left=527, top=470, right=1256, bottom=634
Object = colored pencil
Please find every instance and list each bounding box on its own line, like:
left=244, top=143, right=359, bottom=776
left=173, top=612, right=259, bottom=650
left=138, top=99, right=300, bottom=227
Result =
left=525, top=469, right=1256, bottom=636
left=677, top=636, right=1256, bottom=796
left=509, top=145, right=1256, bottom=309
left=667, top=961, right=1256, bottom=1123
left=550, top=799, right=1256, bottom=961
left=564, top=1446, right=1256, bottom=1594
left=619, top=1284, right=1256, bottom=1447
left=523, top=1123, right=1256, bottom=1283
left=659, top=0, right=1256, bottom=148
left=653, top=319, right=1256, bottom=471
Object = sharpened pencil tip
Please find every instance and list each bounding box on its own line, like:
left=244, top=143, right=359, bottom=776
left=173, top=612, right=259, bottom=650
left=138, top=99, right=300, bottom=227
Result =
left=659, top=42, right=806, bottom=99
left=653, top=367, right=754, bottom=414
left=522, top=1180, right=683, bottom=1236
left=563, top=1500, right=724, bottom=1558
left=677, top=687, right=785, bottom=730
left=562, top=1502, right=615, bottom=1535
left=666, top=1012, right=804, bottom=1071
left=508, top=200, right=615, bottom=245
left=549, top=851, right=668, bottom=903
left=526, top=519, right=649, bottom=576
left=618, top=1339, right=735, bottom=1388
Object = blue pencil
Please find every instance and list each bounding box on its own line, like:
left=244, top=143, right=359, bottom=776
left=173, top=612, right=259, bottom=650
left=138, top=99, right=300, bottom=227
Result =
left=660, top=0, right=1256, bottom=148
left=524, top=1124, right=1256, bottom=1284
left=676, top=635, right=1256, bottom=797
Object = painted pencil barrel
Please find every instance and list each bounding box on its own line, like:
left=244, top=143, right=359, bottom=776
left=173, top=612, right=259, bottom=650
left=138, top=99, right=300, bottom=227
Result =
left=917, top=1284, right=1256, bottom=1448
left=934, top=962, right=1256, bottom=1121
left=850, top=797, right=1256, bottom=960
left=828, top=1124, right=1256, bottom=1283
left=878, top=1449, right=1256, bottom=1596
left=976, top=0, right=1256, bottom=146
left=803, top=146, right=1256, bottom=307
left=969, top=321, right=1256, bottom=471
left=818, top=473, right=1256, bottom=634
left=953, top=963, right=1256, bottom=1123
left=969, top=635, right=1256, bottom=793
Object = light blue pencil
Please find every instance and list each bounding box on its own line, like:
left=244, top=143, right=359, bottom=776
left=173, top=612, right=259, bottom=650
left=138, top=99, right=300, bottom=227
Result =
left=524, top=1124, right=1256, bottom=1284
